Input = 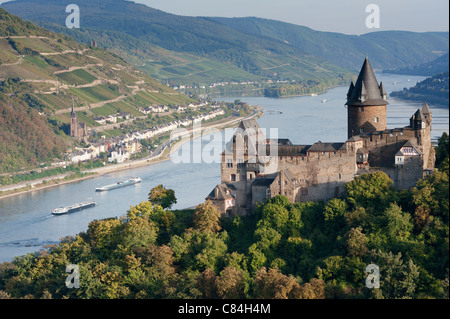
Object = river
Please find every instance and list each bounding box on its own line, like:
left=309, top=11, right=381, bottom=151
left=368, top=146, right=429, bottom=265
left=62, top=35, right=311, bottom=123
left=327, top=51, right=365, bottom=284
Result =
left=0, top=73, right=448, bottom=262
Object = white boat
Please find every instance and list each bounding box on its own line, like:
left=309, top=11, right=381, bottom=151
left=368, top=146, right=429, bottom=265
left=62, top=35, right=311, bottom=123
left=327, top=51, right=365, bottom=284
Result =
left=322, top=99, right=327, bottom=103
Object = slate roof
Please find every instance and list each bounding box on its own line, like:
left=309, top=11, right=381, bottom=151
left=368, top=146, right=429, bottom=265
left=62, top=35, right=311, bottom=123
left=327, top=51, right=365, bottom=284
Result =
left=238, top=119, right=260, bottom=132
left=268, top=138, right=293, bottom=146
left=421, top=102, right=431, bottom=115
left=275, top=145, right=310, bottom=156
left=252, top=178, right=276, bottom=187
left=307, top=142, right=344, bottom=152
left=346, top=57, right=389, bottom=106
left=206, top=183, right=236, bottom=200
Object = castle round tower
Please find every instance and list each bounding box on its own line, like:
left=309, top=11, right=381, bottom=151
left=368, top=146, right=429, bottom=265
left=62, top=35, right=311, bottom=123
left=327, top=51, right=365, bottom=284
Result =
left=346, top=57, right=389, bottom=139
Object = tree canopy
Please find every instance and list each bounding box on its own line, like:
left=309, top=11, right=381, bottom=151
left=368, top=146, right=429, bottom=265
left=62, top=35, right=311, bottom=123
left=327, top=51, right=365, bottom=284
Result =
left=0, top=141, right=448, bottom=299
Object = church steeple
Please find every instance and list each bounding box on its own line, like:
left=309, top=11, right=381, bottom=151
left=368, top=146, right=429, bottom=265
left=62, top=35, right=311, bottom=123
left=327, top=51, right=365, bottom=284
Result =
left=71, top=98, right=76, bottom=118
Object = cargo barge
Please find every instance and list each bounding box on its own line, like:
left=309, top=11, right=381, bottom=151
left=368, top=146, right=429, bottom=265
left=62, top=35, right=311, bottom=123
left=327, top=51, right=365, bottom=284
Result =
left=52, top=200, right=96, bottom=215
left=95, top=177, right=142, bottom=192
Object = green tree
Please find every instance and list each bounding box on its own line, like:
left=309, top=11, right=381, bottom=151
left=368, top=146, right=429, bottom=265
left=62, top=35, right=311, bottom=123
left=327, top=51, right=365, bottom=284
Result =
left=435, top=132, right=449, bottom=167
left=345, top=171, right=397, bottom=210
left=253, top=267, right=300, bottom=299
left=366, top=250, right=420, bottom=299
left=148, top=185, right=177, bottom=209
left=122, top=217, right=159, bottom=250
left=193, top=200, right=222, bottom=233
left=384, top=203, right=413, bottom=242
left=344, top=227, right=368, bottom=257
left=216, top=266, right=247, bottom=299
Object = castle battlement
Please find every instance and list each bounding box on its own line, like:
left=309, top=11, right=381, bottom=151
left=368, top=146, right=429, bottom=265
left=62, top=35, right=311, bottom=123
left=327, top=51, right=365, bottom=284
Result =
left=208, top=58, right=435, bottom=216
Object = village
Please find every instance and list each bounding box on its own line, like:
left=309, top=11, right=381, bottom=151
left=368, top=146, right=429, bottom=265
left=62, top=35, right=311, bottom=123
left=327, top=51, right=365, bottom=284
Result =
left=67, top=101, right=226, bottom=165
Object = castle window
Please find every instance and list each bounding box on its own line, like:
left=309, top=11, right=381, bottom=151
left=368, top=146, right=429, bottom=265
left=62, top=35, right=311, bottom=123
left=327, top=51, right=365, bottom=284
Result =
left=339, top=173, right=342, bottom=180
left=360, top=128, right=364, bottom=134
left=374, top=117, right=379, bottom=123
left=231, top=174, right=236, bottom=181
left=360, top=107, right=364, bottom=112
left=249, top=174, right=253, bottom=180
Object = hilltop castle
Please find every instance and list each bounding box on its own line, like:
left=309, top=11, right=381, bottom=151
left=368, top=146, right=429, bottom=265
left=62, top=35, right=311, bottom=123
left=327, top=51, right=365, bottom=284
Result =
left=206, top=57, right=435, bottom=216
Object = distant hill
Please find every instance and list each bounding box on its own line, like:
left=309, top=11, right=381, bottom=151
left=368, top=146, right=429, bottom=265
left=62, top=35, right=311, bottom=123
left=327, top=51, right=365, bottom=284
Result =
left=1, top=0, right=354, bottom=86
left=1, top=0, right=448, bottom=88
left=210, top=16, right=449, bottom=70
left=390, top=72, right=449, bottom=106
left=383, top=52, right=449, bottom=76
left=0, top=7, right=193, bottom=172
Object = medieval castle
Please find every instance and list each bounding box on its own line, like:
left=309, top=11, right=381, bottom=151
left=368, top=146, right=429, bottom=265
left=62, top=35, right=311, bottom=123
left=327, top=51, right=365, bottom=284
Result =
left=206, top=57, right=435, bottom=216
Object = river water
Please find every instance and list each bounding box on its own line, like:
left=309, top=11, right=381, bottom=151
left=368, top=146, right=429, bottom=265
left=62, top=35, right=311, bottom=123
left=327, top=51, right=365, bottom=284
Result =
left=0, top=73, right=448, bottom=262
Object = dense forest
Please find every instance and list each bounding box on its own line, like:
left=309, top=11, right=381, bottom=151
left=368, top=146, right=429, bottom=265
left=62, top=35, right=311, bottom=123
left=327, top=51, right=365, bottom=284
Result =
left=384, top=52, right=449, bottom=76
left=390, top=72, right=449, bottom=106
left=0, top=92, right=68, bottom=173
left=0, top=134, right=448, bottom=299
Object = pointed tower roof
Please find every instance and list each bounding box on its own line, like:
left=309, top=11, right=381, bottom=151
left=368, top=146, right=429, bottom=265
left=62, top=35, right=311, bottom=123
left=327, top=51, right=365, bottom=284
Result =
left=421, top=102, right=431, bottom=115
left=410, top=109, right=425, bottom=124
left=346, top=57, right=389, bottom=106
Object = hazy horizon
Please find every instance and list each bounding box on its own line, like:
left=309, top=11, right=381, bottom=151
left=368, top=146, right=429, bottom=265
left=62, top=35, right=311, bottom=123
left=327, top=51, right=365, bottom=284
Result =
left=0, top=0, right=448, bottom=35
left=134, top=0, right=449, bottom=35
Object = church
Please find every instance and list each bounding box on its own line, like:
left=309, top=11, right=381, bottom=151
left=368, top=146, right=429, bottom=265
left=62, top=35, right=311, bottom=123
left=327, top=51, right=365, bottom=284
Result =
left=69, top=99, right=88, bottom=141
left=206, top=57, right=435, bottom=216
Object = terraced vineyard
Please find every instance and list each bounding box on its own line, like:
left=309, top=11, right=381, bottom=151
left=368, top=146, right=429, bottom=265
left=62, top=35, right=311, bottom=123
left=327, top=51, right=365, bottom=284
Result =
left=0, top=14, right=195, bottom=134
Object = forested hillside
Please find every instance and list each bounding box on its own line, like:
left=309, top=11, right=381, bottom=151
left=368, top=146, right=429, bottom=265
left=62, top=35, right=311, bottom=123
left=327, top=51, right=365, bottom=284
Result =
left=0, top=135, right=447, bottom=299
left=384, top=52, right=449, bottom=76
left=390, top=72, right=449, bottom=106
left=210, top=17, right=449, bottom=70
left=0, top=93, right=68, bottom=172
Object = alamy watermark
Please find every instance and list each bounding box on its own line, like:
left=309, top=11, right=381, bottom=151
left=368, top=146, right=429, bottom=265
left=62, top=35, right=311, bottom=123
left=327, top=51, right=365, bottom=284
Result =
left=365, top=263, right=380, bottom=289
left=169, top=121, right=279, bottom=171
left=365, top=4, right=380, bottom=29
left=65, top=264, right=80, bottom=289
left=65, top=4, right=80, bottom=29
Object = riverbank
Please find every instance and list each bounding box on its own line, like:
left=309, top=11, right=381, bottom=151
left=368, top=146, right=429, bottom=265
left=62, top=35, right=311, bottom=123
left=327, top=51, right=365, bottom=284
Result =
left=0, top=108, right=263, bottom=200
